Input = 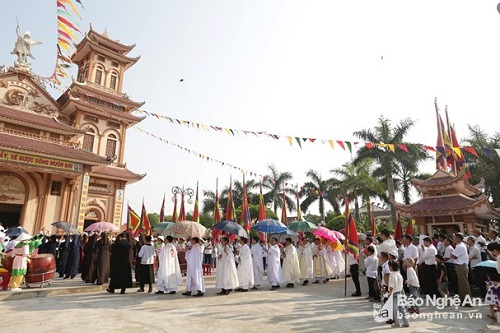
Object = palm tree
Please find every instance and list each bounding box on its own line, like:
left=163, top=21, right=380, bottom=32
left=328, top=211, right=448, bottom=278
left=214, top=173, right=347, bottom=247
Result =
left=300, top=169, right=341, bottom=222
left=202, top=179, right=259, bottom=216
left=353, top=115, right=429, bottom=225
left=463, top=125, right=500, bottom=207
left=332, top=158, right=386, bottom=221
left=260, top=164, right=296, bottom=215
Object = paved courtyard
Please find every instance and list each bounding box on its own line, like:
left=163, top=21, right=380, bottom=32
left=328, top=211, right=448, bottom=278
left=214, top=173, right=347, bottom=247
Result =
left=0, top=276, right=498, bottom=333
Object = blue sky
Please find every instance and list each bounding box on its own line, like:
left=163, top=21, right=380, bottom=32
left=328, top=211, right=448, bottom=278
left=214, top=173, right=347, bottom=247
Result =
left=3, top=1, right=500, bottom=220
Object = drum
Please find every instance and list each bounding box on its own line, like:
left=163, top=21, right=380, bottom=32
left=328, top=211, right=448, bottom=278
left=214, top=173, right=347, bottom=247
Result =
left=1, top=254, right=13, bottom=272
left=25, top=253, right=56, bottom=284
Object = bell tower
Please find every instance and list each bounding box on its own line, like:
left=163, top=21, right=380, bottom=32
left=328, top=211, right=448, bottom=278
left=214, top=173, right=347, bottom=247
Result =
left=57, top=26, right=145, bottom=230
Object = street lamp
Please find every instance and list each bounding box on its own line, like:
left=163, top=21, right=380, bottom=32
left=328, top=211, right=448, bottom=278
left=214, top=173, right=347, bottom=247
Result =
left=172, top=186, right=194, bottom=221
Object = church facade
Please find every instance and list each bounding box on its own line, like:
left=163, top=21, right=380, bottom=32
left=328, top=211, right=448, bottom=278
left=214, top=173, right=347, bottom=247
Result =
left=0, top=28, right=144, bottom=234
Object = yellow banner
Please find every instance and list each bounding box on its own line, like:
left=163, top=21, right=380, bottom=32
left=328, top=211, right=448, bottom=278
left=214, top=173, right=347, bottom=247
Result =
left=0, top=150, right=83, bottom=172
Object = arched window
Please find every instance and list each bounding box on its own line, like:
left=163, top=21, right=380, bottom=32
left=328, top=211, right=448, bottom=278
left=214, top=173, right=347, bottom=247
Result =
left=94, top=65, right=104, bottom=85
left=82, top=128, right=95, bottom=152
left=109, top=71, right=119, bottom=90
left=105, top=133, right=117, bottom=158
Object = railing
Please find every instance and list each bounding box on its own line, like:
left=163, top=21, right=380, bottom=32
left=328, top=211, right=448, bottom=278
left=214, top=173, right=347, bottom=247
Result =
left=0, top=127, right=77, bottom=147
left=83, top=80, right=127, bottom=98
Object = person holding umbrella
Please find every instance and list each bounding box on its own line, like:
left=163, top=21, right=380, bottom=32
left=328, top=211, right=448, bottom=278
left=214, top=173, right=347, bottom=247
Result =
left=7, top=233, right=31, bottom=291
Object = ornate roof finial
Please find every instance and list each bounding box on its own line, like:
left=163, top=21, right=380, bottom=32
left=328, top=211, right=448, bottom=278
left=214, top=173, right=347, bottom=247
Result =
left=103, top=28, right=108, bottom=37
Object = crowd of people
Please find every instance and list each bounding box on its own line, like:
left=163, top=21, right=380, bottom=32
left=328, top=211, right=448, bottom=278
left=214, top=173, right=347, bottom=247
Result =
left=2, top=224, right=500, bottom=327
left=356, top=228, right=500, bottom=326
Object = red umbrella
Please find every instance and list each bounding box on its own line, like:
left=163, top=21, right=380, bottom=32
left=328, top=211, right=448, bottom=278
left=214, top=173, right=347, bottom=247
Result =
left=312, top=226, right=339, bottom=243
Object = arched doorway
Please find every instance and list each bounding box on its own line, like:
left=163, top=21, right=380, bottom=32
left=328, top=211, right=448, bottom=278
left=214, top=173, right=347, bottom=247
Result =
left=0, top=174, right=26, bottom=229
left=83, top=208, right=102, bottom=231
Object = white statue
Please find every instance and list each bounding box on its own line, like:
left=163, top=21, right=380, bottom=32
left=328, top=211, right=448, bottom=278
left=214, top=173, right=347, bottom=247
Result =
left=11, top=23, right=42, bottom=68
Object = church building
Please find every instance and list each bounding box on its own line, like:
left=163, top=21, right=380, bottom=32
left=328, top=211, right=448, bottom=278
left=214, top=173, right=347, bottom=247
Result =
left=0, top=27, right=144, bottom=234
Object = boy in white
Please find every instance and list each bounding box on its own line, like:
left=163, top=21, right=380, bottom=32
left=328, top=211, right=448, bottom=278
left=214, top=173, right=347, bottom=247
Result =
left=364, top=245, right=380, bottom=301
left=404, top=257, right=420, bottom=314
left=388, top=260, right=410, bottom=328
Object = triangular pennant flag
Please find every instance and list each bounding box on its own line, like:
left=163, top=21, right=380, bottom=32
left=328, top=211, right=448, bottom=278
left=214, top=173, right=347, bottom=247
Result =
left=463, top=147, right=478, bottom=157
left=328, top=140, right=334, bottom=149
left=295, top=137, right=302, bottom=148
left=365, top=142, right=375, bottom=149
left=387, top=144, right=395, bottom=153
left=336, top=141, right=345, bottom=150
left=483, top=148, right=494, bottom=160
left=398, top=144, right=409, bottom=153
left=345, top=141, right=352, bottom=153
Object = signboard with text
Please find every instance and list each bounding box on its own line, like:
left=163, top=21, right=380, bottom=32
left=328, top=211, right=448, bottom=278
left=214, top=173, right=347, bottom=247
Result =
left=0, top=150, right=83, bottom=172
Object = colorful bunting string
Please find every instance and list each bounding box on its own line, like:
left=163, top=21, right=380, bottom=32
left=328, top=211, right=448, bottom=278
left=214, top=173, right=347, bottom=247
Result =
left=134, top=109, right=500, bottom=155
left=43, top=0, right=84, bottom=86
left=134, top=125, right=500, bottom=188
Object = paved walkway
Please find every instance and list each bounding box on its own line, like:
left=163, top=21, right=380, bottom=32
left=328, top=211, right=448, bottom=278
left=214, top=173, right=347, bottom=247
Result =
left=0, top=275, right=498, bottom=333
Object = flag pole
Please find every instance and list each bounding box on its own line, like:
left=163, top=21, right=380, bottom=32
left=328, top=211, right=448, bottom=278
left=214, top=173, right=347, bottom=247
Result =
left=344, top=198, right=348, bottom=297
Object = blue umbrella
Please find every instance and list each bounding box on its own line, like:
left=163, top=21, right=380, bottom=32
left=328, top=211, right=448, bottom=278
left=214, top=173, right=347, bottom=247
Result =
left=475, top=260, right=497, bottom=269
left=5, top=226, right=29, bottom=237
left=252, top=219, right=288, bottom=234
left=213, top=220, right=248, bottom=238
left=270, top=229, right=299, bottom=242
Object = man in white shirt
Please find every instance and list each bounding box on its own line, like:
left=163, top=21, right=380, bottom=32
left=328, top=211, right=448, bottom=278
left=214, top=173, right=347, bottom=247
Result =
left=467, top=236, right=482, bottom=268
left=466, top=236, right=482, bottom=288
left=402, top=235, right=419, bottom=261
left=137, top=235, right=156, bottom=293
left=451, top=233, right=471, bottom=305
left=420, top=237, right=438, bottom=296
left=378, top=229, right=397, bottom=255
left=442, top=237, right=457, bottom=295
left=488, top=229, right=500, bottom=244
left=472, top=228, right=487, bottom=261
left=436, top=234, right=445, bottom=256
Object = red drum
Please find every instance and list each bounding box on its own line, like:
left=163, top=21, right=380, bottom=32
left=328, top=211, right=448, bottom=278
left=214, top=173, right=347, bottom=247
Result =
left=1, top=254, right=13, bottom=272
left=25, top=253, right=56, bottom=284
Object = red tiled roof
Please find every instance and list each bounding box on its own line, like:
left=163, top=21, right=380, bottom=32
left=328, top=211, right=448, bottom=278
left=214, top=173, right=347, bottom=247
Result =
left=0, top=133, right=109, bottom=165
left=92, top=165, right=144, bottom=182
left=0, top=105, right=83, bottom=134
left=401, top=194, right=476, bottom=211
left=413, top=175, right=456, bottom=186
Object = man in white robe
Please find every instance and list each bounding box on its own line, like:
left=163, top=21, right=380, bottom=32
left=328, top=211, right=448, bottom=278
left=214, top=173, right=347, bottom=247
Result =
left=312, top=238, right=332, bottom=283
left=298, top=238, right=314, bottom=285
left=155, top=236, right=182, bottom=294
left=215, top=236, right=239, bottom=295
left=324, top=239, right=336, bottom=280
left=183, top=237, right=205, bottom=297
left=267, top=237, right=283, bottom=290
left=250, top=236, right=264, bottom=289
left=282, top=238, right=301, bottom=288
left=236, top=237, right=254, bottom=291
